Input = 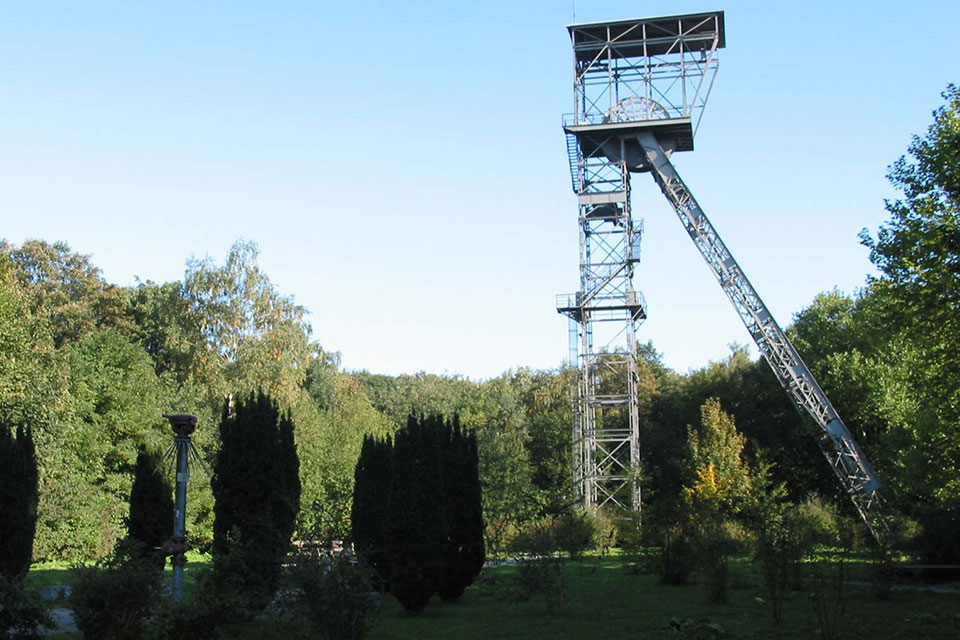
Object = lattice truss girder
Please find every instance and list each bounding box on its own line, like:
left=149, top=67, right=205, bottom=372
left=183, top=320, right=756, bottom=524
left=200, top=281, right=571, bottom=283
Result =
left=559, top=160, right=643, bottom=511
left=634, top=131, right=888, bottom=541
left=580, top=218, right=640, bottom=302
left=571, top=14, right=722, bottom=128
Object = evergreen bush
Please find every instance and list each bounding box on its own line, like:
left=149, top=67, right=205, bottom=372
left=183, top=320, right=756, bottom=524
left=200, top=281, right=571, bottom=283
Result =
left=352, top=413, right=484, bottom=613
left=386, top=416, right=443, bottom=613
left=438, top=418, right=485, bottom=601
left=70, top=543, right=160, bottom=640
left=126, top=445, right=174, bottom=570
left=352, top=435, right=393, bottom=589
left=0, top=424, right=38, bottom=579
left=288, top=548, right=379, bottom=640
left=0, top=574, right=51, bottom=640
left=211, top=391, right=300, bottom=613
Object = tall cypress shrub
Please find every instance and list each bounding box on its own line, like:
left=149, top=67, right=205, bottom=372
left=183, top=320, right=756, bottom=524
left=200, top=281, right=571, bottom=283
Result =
left=437, top=418, right=461, bottom=601
left=0, top=423, right=38, bottom=578
left=211, top=391, right=300, bottom=610
left=352, top=435, right=393, bottom=588
left=353, top=413, right=485, bottom=612
left=387, top=415, right=443, bottom=614
left=127, top=445, right=174, bottom=569
left=276, top=413, right=301, bottom=547
left=438, top=417, right=485, bottom=601
left=462, top=428, right=486, bottom=584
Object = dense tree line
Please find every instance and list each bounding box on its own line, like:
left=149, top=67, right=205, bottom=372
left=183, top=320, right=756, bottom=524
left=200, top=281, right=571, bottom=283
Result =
left=0, top=86, right=956, bottom=565
left=0, top=240, right=389, bottom=561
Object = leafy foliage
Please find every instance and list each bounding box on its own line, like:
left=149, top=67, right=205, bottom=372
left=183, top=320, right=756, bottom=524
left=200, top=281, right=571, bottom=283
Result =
left=4, top=90, right=960, bottom=571
left=288, top=549, right=379, bottom=640
left=70, top=544, right=161, bottom=640
left=0, top=573, right=51, bottom=640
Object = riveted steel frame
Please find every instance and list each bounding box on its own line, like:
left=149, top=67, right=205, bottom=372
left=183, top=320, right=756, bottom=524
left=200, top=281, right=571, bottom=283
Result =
left=558, top=12, right=887, bottom=543
left=557, top=132, right=645, bottom=512
left=570, top=13, right=722, bottom=135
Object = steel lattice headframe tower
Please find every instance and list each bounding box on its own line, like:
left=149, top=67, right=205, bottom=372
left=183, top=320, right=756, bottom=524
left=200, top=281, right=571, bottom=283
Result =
left=556, top=12, right=888, bottom=541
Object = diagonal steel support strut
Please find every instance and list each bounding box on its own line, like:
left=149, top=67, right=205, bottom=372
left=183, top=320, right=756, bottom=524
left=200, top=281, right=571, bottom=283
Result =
left=635, top=132, right=889, bottom=544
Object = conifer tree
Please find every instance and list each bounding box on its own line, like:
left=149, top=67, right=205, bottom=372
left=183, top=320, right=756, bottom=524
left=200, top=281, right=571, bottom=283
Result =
left=438, top=417, right=485, bottom=601
left=276, top=413, right=301, bottom=547
left=127, top=445, right=174, bottom=569
left=462, top=427, right=486, bottom=586
left=0, top=423, right=38, bottom=578
left=211, top=391, right=300, bottom=609
left=352, top=434, right=392, bottom=587
left=387, top=415, right=443, bottom=614
left=353, top=413, right=485, bottom=611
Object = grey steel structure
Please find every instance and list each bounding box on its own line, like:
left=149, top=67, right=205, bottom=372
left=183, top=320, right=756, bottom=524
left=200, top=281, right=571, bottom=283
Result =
left=557, top=12, right=887, bottom=540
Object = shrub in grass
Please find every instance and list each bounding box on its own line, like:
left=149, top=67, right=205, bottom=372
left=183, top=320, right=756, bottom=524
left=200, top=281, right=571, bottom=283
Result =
left=693, top=517, right=734, bottom=604
left=152, top=563, right=259, bottom=640
left=516, top=559, right=567, bottom=612
left=590, top=507, right=619, bottom=556
left=650, top=500, right=697, bottom=586
left=437, top=419, right=485, bottom=602
left=809, top=556, right=846, bottom=640
left=616, top=515, right=645, bottom=572
left=70, top=543, right=160, bottom=640
left=152, top=598, right=221, bottom=640
left=352, top=435, right=393, bottom=589
left=511, top=521, right=568, bottom=611
left=0, top=573, right=51, bottom=640
left=0, top=423, right=38, bottom=580
left=750, top=501, right=812, bottom=626
left=126, top=445, right=174, bottom=571
left=288, top=548, right=379, bottom=640
left=387, top=416, right=443, bottom=614
left=554, top=510, right=595, bottom=561
left=211, top=392, right=301, bottom=614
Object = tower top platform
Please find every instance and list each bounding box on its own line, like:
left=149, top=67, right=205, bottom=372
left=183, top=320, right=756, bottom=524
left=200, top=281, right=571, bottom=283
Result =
left=564, top=10, right=724, bottom=176
left=567, top=12, right=725, bottom=62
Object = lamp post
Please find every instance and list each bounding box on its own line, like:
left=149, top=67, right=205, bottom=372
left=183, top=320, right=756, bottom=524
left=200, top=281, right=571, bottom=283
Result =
left=163, top=413, right=197, bottom=602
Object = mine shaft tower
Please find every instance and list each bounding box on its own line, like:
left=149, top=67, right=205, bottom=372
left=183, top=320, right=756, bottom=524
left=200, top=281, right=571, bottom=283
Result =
left=557, top=12, right=887, bottom=540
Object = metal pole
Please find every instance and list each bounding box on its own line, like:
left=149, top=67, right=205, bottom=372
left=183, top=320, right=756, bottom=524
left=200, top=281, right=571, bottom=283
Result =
left=163, top=413, right=197, bottom=602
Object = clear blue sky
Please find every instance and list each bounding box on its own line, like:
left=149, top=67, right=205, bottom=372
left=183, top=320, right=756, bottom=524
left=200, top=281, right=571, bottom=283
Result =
left=2, top=1, right=957, bottom=378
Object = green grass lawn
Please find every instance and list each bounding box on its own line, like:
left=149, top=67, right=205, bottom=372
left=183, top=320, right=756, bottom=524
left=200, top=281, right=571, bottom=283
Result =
left=27, top=551, right=210, bottom=591
left=25, top=553, right=960, bottom=639
left=362, top=557, right=960, bottom=640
